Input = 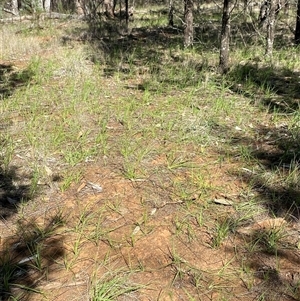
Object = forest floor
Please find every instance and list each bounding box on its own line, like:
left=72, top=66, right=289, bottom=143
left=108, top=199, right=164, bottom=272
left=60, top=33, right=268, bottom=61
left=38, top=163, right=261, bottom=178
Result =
left=1, top=6, right=300, bottom=301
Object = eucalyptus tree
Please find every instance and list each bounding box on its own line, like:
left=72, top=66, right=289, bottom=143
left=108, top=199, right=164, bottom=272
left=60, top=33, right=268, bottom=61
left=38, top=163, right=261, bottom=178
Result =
left=184, top=0, right=193, bottom=47
left=265, top=0, right=277, bottom=56
left=219, top=0, right=231, bottom=73
left=295, top=0, right=300, bottom=44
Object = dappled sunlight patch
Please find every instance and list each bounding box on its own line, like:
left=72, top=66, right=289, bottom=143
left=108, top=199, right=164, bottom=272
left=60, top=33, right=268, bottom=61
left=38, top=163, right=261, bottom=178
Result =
left=0, top=213, right=65, bottom=300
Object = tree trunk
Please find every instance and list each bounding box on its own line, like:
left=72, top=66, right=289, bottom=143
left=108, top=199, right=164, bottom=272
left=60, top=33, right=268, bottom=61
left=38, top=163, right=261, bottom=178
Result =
left=7, top=0, right=19, bottom=15
left=74, top=0, right=84, bottom=14
left=168, top=0, right=174, bottom=27
left=125, top=0, right=129, bottom=28
left=219, top=0, right=230, bottom=74
left=295, top=0, right=300, bottom=44
left=104, top=0, right=114, bottom=18
left=33, top=0, right=44, bottom=12
left=265, top=0, right=276, bottom=56
left=12, top=0, right=19, bottom=15
left=243, top=0, right=247, bottom=11
left=184, top=0, right=193, bottom=47
left=44, top=0, right=51, bottom=12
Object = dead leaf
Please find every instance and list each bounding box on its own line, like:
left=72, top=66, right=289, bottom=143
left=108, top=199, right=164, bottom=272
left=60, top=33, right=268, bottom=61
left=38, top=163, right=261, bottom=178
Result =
left=77, top=182, right=86, bottom=193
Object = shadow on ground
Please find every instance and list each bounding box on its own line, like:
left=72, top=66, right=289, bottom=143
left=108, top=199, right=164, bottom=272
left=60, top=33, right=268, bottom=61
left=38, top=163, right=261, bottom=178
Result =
left=0, top=161, right=66, bottom=300
left=0, top=215, right=65, bottom=300
left=61, top=5, right=292, bottom=94
left=61, top=8, right=219, bottom=91
left=0, top=63, right=35, bottom=99
left=225, top=63, right=300, bottom=219
left=228, top=63, right=300, bottom=112
left=231, top=228, right=300, bottom=301
left=219, top=63, right=300, bottom=299
left=0, top=166, right=32, bottom=219
left=1, top=63, right=65, bottom=300
left=0, top=59, right=40, bottom=218
left=228, top=123, right=300, bottom=218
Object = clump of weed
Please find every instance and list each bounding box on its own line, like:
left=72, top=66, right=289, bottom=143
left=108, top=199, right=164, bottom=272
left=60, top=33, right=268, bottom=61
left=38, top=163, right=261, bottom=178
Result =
left=91, top=269, right=142, bottom=301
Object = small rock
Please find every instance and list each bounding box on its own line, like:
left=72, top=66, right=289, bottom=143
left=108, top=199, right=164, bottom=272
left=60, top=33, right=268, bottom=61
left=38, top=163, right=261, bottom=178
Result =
left=132, top=225, right=140, bottom=235
left=87, top=181, right=103, bottom=192
left=44, top=165, right=53, bottom=177
left=213, top=198, right=233, bottom=206
left=150, top=208, right=157, bottom=215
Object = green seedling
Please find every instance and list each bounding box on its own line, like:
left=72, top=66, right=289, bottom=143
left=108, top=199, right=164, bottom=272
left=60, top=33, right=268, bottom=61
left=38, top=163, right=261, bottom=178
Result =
left=212, top=218, right=234, bottom=248
left=60, top=170, right=82, bottom=192
left=91, top=270, right=142, bottom=301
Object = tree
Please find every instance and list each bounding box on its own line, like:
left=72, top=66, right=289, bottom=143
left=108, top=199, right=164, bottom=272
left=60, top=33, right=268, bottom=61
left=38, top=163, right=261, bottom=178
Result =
left=219, top=0, right=231, bottom=74
left=44, top=0, right=51, bottom=12
left=258, top=0, right=281, bottom=56
left=295, top=0, right=300, bottom=44
left=168, top=0, right=174, bottom=27
left=74, top=0, right=84, bottom=15
left=3, top=0, right=19, bottom=15
left=104, top=0, right=115, bottom=18
left=125, top=0, right=129, bottom=29
left=184, top=0, right=193, bottom=47
left=265, top=0, right=277, bottom=56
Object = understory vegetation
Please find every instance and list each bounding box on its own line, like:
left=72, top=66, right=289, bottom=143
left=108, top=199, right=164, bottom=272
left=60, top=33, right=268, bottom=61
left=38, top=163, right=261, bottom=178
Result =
left=1, top=3, right=300, bottom=301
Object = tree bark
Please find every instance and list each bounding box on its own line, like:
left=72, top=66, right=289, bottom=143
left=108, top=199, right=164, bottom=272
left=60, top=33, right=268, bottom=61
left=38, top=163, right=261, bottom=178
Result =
left=104, top=0, right=115, bottom=18
left=11, top=0, right=19, bottom=15
left=219, top=0, right=230, bottom=74
left=184, top=0, right=193, bottom=48
left=168, top=0, right=174, bottom=27
left=44, top=0, right=51, bottom=12
left=295, top=0, right=300, bottom=44
left=265, top=0, right=276, bottom=56
left=125, top=0, right=129, bottom=28
left=33, top=0, right=44, bottom=12
left=74, top=0, right=84, bottom=15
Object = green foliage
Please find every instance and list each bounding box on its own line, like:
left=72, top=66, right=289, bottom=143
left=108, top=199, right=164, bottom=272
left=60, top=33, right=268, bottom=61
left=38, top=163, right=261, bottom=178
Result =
left=91, top=271, right=141, bottom=301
